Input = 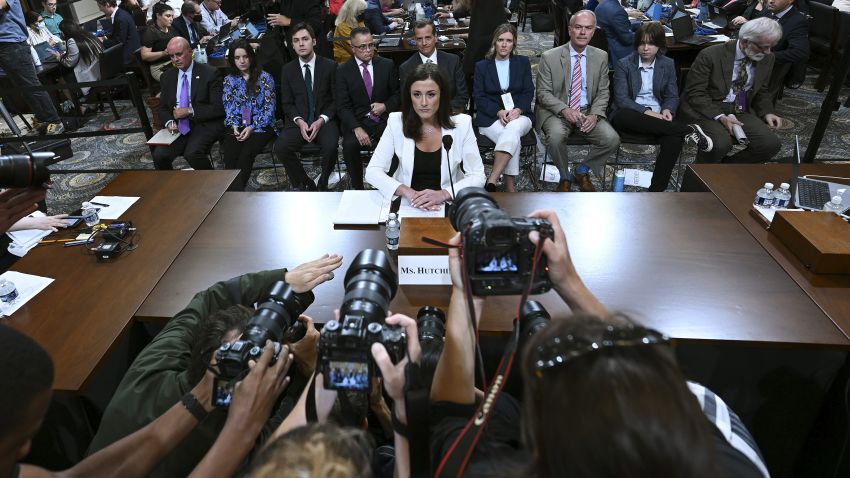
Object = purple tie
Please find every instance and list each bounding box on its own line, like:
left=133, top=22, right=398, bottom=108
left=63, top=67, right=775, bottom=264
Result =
left=178, top=72, right=190, bottom=135
left=362, top=62, right=380, bottom=122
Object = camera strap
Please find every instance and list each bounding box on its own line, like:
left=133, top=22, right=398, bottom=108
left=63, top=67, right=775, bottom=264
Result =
left=403, top=362, right=432, bottom=478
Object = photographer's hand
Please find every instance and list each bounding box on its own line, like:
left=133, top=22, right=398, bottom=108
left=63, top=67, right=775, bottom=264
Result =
left=288, top=315, right=319, bottom=376
left=285, top=253, right=343, bottom=292
left=527, top=209, right=607, bottom=317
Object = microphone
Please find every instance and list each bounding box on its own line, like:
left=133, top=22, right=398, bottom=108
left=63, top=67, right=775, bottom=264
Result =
left=442, top=135, right=456, bottom=200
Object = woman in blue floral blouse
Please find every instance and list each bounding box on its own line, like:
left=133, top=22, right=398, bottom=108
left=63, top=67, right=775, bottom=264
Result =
left=222, top=39, right=276, bottom=191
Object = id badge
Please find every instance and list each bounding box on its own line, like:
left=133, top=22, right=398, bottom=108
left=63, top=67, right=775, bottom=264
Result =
left=501, top=92, right=515, bottom=111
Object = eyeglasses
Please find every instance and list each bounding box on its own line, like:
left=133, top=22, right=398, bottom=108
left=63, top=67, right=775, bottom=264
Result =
left=530, top=324, right=670, bottom=375
left=352, top=43, right=377, bottom=51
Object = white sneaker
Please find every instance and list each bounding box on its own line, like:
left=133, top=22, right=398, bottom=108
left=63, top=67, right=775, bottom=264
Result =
left=685, top=124, right=713, bottom=152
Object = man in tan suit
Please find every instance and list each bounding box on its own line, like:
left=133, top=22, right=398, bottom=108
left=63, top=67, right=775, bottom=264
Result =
left=535, top=10, right=620, bottom=192
left=680, top=17, right=784, bottom=163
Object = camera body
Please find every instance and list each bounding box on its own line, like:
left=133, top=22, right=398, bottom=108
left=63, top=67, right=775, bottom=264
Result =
left=450, top=188, right=553, bottom=296
left=317, top=249, right=404, bottom=391
left=318, top=318, right=405, bottom=391
left=213, top=281, right=312, bottom=407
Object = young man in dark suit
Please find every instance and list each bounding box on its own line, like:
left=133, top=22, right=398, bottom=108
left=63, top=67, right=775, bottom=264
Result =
left=399, top=19, right=468, bottom=113
left=173, top=1, right=210, bottom=48
left=762, top=0, right=809, bottom=100
left=97, top=0, right=140, bottom=67
left=335, top=27, right=400, bottom=190
left=273, top=22, right=340, bottom=191
left=153, top=37, right=226, bottom=170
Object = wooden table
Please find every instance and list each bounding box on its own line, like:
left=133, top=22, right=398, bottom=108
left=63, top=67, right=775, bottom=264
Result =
left=137, top=191, right=848, bottom=347
left=6, top=170, right=237, bottom=391
left=682, top=163, right=850, bottom=342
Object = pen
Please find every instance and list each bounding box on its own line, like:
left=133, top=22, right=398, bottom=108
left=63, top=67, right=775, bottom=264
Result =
left=90, top=201, right=110, bottom=207
left=39, top=238, right=77, bottom=244
left=63, top=239, right=93, bottom=247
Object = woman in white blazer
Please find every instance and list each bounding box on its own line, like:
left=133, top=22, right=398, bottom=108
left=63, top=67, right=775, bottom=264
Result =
left=365, top=63, right=485, bottom=210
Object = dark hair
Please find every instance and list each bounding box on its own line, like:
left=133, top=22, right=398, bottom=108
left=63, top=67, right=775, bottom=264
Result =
left=521, top=314, right=722, bottom=478
left=290, top=21, right=315, bottom=40
left=349, top=26, right=371, bottom=40
left=0, top=325, right=54, bottom=430
left=181, top=1, right=196, bottom=16
left=96, top=0, right=118, bottom=8
left=59, top=19, right=103, bottom=65
left=633, top=21, right=666, bottom=50
left=187, top=304, right=252, bottom=383
left=418, top=335, right=444, bottom=391
left=401, top=63, right=455, bottom=141
left=227, top=39, right=262, bottom=95
left=152, top=1, right=173, bottom=20
left=413, top=18, right=436, bottom=36
left=247, top=423, right=373, bottom=478
left=25, top=10, right=41, bottom=27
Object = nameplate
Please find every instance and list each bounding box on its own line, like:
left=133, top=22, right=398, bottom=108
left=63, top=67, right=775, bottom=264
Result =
left=398, top=255, right=451, bottom=285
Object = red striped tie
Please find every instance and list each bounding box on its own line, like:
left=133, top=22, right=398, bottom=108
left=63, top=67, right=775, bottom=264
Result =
left=569, top=53, right=582, bottom=111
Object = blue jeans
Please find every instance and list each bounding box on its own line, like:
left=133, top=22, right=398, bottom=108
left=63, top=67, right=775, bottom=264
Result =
left=0, top=41, right=60, bottom=123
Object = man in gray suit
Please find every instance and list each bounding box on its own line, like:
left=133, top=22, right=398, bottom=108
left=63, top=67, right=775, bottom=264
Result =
left=680, top=17, right=784, bottom=164
left=399, top=19, right=468, bottom=114
left=535, top=10, right=620, bottom=192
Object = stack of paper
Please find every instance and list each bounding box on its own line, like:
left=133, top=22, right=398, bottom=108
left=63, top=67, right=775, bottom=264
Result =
left=90, top=196, right=140, bottom=219
left=398, top=197, right=446, bottom=219
left=333, top=190, right=392, bottom=225
left=6, top=211, right=52, bottom=257
left=0, top=270, right=54, bottom=317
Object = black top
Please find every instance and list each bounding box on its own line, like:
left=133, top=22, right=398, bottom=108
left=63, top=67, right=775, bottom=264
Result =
left=141, top=25, right=178, bottom=53
left=410, top=146, right=441, bottom=191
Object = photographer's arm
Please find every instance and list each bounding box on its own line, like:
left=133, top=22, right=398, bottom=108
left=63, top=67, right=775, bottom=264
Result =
left=430, top=233, right=481, bottom=405
left=266, top=372, right=338, bottom=444
left=528, top=210, right=607, bottom=317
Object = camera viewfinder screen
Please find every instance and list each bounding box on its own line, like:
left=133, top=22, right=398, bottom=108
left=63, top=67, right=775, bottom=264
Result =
left=327, top=361, right=369, bottom=390
left=213, top=378, right=234, bottom=407
left=476, top=249, right=519, bottom=274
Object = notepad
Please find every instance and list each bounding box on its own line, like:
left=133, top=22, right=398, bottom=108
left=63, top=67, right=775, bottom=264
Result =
left=333, top=190, right=391, bottom=225
left=398, top=198, right=446, bottom=219
left=146, top=129, right=181, bottom=146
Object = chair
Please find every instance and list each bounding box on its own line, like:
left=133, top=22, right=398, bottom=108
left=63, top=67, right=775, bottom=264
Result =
left=88, top=43, right=125, bottom=119
left=518, top=0, right=550, bottom=31
left=810, top=3, right=839, bottom=91
left=474, top=129, right=540, bottom=190
left=131, top=47, right=156, bottom=94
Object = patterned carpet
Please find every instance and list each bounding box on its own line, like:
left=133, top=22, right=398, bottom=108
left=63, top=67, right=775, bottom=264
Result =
left=2, top=30, right=848, bottom=215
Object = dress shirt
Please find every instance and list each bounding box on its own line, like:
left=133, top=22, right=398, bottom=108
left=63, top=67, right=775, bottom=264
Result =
left=495, top=57, right=510, bottom=91
left=635, top=58, right=661, bottom=112
left=773, top=5, right=792, bottom=18
left=419, top=51, right=437, bottom=64
left=166, top=62, right=195, bottom=130
left=223, top=70, right=276, bottom=132
left=835, top=0, right=850, bottom=12
left=26, top=27, right=60, bottom=46
left=200, top=3, right=229, bottom=35
left=293, top=54, right=329, bottom=125
left=568, top=43, right=588, bottom=109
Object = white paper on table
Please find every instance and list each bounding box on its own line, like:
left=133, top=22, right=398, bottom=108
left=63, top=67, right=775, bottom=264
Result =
left=398, top=198, right=445, bottom=219
left=6, top=211, right=52, bottom=257
left=0, top=271, right=54, bottom=317
left=333, top=190, right=390, bottom=225
left=624, top=168, right=653, bottom=188
left=709, top=34, right=730, bottom=43
left=686, top=7, right=700, bottom=15
left=752, top=206, right=802, bottom=224
left=702, top=21, right=724, bottom=29
left=90, top=196, right=140, bottom=220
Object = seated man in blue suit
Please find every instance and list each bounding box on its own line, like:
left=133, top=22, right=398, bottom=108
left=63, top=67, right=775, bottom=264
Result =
left=596, top=0, right=639, bottom=65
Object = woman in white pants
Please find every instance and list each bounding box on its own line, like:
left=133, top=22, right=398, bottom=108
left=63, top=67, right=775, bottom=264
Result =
left=472, top=23, right=534, bottom=192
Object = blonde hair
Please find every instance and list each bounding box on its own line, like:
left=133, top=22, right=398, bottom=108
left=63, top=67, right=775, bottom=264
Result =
left=247, top=424, right=373, bottom=478
left=485, top=23, right=517, bottom=59
left=336, top=0, right=367, bottom=28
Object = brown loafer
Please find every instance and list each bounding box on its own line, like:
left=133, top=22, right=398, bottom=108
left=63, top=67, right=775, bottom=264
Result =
left=555, top=179, right=572, bottom=192
left=574, top=172, right=596, bottom=192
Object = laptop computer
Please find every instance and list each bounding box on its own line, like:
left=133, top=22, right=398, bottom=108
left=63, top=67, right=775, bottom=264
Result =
left=32, top=42, right=60, bottom=63
left=702, top=4, right=728, bottom=28
left=646, top=3, right=664, bottom=20
left=791, top=136, right=850, bottom=214
left=671, top=15, right=713, bottom=45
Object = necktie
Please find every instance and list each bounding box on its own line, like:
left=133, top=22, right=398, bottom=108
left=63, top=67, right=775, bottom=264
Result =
left=362, top=62, right=373, bottom=99
left=304, top=64, right=315, bottom=124
left=189, top=22, right=197, bottom=44
left=733, top=57, right=750, bottom=113
left=569, top=53, right=582, bottom=111
left=178, top=72, right=190, bottom=135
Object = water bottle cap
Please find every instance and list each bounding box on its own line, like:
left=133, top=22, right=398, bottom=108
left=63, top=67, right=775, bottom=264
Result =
left=82, top=202, right=91, bottom=208
left=388, top=213, right=396, bottom=219
left=833, top=195, right=843, bottom=205
left=779, top=183, right=790, bottom=189
left=764, top=182, right=774, bottom=189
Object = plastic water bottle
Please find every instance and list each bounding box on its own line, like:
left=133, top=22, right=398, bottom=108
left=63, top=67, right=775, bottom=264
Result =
left=0, top=278, right=18, bottom=304
left=753, top=182, right=775, bottom=207
left=385, top=213, right=400, bottom=251
left=82, top=202, right=100, bottom=227
left=823, top=195, right=844, bottom=214
left=772, top=182, right=791, bottom=209
left=612, top=168, right=625, bottom=192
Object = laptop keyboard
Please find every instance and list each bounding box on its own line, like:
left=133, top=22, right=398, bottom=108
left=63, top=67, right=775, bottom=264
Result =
left=796, top=177, right=832, bottom=209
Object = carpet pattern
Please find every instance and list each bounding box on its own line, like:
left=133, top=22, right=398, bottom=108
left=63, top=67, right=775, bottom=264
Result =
left=1, top=30, right=847, bottom=215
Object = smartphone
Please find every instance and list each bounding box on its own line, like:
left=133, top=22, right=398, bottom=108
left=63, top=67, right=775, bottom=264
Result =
left=64, top=217, right=83, bottom=227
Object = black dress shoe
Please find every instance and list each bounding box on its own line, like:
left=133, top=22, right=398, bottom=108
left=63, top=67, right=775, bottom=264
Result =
left=484, top=182, right=497, bottom=192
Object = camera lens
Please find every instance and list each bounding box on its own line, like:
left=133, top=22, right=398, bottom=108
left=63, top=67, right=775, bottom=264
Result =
left=244, top=281, right=314, bottom=347
left=519, top=300, right=551, bottom=339
left=340, top=249, right=398, bottom=324
left=449, top=187, right=500, bottom=232
left=417, top=306, right=446, bottom=342
left=0, top=154, right=50, bottom=188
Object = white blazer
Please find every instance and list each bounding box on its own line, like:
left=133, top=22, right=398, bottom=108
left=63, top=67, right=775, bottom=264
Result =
left=365, top=112, right=486, bottom=200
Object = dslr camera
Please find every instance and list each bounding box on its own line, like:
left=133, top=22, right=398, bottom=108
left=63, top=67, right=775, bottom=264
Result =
left=318, top=249, right=406, bottom=392
left=213, top=281, right=313, bottom=407
left=450, top=187, right=553, bottom=296
left=0, top=153, right=52, bottom=188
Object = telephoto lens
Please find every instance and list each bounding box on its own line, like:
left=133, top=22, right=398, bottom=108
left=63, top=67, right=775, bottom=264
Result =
left=417, top=306, right=446, bottom=343
left=519, top=300, right=551, bottom=340
left=0, top=153, right=52, bottom=188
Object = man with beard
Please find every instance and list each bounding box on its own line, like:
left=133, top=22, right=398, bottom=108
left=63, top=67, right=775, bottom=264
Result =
left=680, top=17, right=784, bottom=164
